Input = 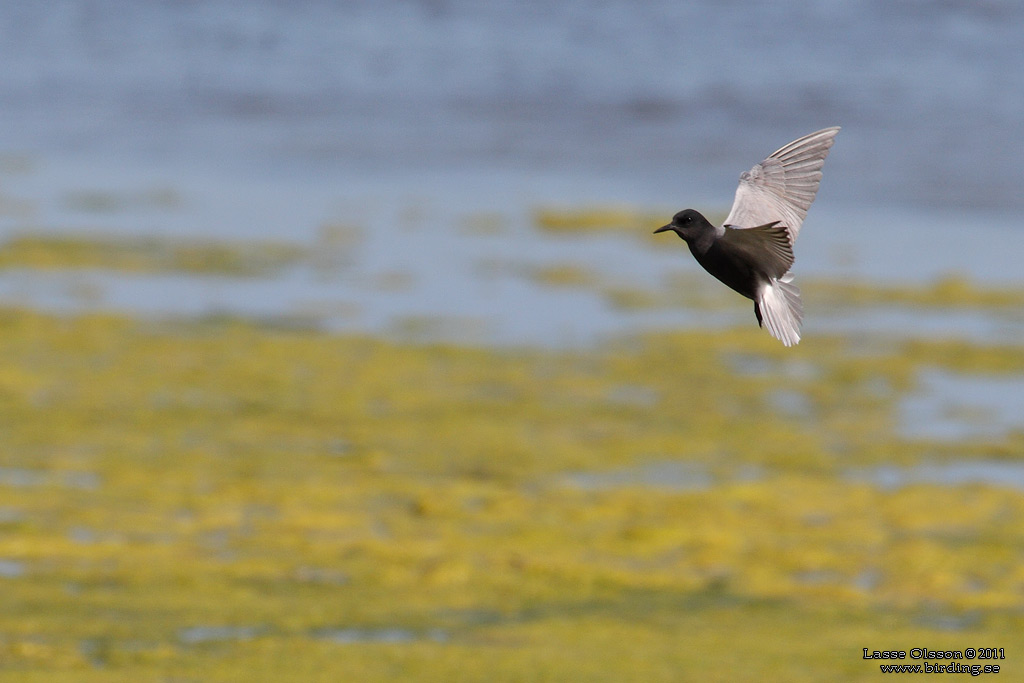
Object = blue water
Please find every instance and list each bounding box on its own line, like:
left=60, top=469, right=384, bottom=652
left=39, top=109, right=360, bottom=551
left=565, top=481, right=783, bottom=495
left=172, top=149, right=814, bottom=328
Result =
left=901, top=370, right=1024, bottom=441
left=0, top=0, right=1021, bottom=211
left=0, top=0, right=1021, bottom=354
left=847, top=460, right=1024, bottom=491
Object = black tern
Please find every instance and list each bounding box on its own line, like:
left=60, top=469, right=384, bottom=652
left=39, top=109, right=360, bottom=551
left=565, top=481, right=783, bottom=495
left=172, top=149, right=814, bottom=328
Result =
left=654, top=127, right=839, bottom=346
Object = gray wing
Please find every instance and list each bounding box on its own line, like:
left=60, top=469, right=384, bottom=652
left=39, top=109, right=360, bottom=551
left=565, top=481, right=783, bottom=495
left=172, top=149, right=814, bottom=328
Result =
left=723, top=127, right=839, bottom=242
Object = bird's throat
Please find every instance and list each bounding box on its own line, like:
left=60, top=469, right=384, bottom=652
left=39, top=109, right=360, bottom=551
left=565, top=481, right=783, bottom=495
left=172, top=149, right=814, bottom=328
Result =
left=686, top=230, right=717, bottom=256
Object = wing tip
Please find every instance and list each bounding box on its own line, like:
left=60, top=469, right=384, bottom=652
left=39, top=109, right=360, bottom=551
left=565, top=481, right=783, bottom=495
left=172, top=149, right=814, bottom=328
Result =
left=804, top=126, right=842, bottom=140
left=772, top=126, right=841, bottom=161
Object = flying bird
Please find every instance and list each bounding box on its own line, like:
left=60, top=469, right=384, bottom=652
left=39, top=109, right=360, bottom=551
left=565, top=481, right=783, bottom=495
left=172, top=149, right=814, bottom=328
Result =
left=654, top=127, right=839, bottom=346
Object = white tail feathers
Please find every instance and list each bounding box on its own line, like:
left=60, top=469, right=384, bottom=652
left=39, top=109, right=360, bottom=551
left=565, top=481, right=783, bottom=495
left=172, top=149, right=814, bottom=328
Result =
left=757, top=273, right=803, bottom=346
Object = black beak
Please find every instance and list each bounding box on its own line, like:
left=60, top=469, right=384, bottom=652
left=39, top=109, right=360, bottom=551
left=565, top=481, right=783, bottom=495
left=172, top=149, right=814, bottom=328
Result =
left=653, top=224, right=673, bottom=234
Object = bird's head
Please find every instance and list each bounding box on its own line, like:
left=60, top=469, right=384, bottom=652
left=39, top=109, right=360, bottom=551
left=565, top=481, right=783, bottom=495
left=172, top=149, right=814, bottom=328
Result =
left=653, top=209, right=712, bottom=241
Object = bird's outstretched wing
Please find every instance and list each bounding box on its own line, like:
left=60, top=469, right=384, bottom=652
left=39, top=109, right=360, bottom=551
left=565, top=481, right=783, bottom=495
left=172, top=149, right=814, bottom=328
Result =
left=723, top=127, right=839, bottom=242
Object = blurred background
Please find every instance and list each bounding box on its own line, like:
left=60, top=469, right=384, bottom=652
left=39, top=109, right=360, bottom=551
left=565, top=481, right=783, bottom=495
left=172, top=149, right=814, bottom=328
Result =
left=0, top=0, right=1022, bottom=341
left=0, top=1, right=1022, bottom=680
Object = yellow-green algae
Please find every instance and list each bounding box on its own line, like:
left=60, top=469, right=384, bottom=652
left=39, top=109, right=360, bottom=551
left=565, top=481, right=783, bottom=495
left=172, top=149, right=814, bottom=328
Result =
left=808, top=273, right=1024, bottom=311
left=0, top=308, right=1022, bottom=680
left=528, top=264, right=597, bottom=288
left=524, top=261, right=1024, bottom=315
left=61, top=188, right=183, bottom=213
left=459, top=212, right=508, bottom=236
left=0, top=234, right=307, bottom=276
left=533, top=205, right=728, bottom=239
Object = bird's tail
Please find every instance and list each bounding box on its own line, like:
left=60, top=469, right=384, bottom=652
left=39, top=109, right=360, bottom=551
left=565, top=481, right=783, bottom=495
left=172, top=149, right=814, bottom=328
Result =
left=756, top=272, right=803, bottom=346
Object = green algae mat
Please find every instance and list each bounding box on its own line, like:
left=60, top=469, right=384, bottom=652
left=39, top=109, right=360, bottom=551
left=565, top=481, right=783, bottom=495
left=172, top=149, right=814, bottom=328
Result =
left=0, top=308, right=1022, bottom=681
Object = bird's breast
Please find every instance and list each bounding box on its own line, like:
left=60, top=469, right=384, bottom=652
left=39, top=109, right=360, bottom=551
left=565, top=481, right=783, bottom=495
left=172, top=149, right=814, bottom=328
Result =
left=688, top=240, right=763, bottom=301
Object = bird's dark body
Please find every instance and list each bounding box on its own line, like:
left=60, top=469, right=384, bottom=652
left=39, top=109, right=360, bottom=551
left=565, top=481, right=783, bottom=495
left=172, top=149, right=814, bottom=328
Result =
left=656, top=209, right=796, bottom=329
left=658, top=209, right=794, bottom=301
left=688, top=227, right=791, bottom=301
